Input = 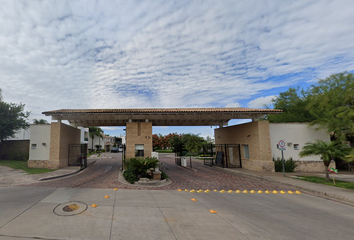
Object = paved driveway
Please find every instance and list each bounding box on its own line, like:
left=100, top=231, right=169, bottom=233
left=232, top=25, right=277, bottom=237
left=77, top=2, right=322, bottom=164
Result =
left=26, top=153, right=293, bottom=191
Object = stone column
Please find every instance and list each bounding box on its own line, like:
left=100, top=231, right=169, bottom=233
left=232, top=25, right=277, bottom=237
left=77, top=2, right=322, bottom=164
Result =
left=126, top=121, right=153, bottom=159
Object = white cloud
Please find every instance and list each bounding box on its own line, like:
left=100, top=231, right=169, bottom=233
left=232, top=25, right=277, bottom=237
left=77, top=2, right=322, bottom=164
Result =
left=0, top=0, right=353, bottom=122
left=247, top=95, right=276, bottom=108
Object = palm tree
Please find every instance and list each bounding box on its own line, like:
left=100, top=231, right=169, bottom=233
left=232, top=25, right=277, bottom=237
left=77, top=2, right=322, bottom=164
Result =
left=299, top=140, right=351, bottom=180
left=33, top=119, right=48, bottom=124
left=89, top=127, right=103, bottom=151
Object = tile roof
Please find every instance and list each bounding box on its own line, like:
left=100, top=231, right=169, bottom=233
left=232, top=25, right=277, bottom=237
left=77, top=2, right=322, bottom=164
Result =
left=43, top=108, right=282, bottom=115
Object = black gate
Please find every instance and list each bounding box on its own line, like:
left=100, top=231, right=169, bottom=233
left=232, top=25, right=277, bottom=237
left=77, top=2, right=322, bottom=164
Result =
left=68, top=144, right=87, bottom=170
left=214, top=144, right=242, bottom=168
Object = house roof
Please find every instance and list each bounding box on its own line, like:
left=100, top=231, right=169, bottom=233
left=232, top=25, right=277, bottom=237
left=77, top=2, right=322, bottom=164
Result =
left=42, top=108, right=282, bottom=127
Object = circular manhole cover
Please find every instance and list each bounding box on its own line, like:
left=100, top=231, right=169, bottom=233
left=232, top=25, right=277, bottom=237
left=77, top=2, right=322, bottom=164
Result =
left=53, top=201, right=87, bottom=216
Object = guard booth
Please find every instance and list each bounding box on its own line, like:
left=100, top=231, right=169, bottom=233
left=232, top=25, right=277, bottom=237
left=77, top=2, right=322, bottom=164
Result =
left=68, top=144, right=88, bottom=170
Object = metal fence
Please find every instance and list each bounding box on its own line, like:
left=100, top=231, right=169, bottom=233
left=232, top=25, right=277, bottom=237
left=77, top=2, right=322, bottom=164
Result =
left=214, top=144, right=242, bottom=168
left=68, top=144, right=87, bottom=170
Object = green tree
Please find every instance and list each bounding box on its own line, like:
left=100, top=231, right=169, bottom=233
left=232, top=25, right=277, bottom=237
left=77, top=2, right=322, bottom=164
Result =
left=307, top=72, right=354, bottom=142
left=181, top=133, right=206, bottom=154
left=89, top=127, right=103, bottom=151
left=299, top=140, right=351, bottom=180
left=33, top=119, right=48, bottom=124
left=267, top=87, right=315, bottom=123
left=0, top=89, right=30, bottom=142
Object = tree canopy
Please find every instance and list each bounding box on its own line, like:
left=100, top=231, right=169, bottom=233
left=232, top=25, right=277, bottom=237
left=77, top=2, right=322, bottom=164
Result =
left=268, top=72, right=354, bottom=143
left=0, top=89, right=30, bottom=142
left=33, top=119, right=48, bottom=124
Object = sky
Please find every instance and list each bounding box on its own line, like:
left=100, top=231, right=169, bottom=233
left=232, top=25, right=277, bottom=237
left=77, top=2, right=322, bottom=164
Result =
left=1, top=0, right=354, bottom=139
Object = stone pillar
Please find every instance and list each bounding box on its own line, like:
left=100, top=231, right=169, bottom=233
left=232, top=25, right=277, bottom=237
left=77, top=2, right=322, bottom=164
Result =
left=126, top=122, right=152, bottom=159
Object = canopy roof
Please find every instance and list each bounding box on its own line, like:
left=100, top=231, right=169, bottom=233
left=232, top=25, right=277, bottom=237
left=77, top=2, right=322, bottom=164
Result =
left=43, top=108, right=282, bottom=127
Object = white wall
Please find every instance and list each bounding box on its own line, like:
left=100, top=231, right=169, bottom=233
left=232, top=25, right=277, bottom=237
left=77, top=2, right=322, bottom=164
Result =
left=269, top=123, right=330, bottom=161
left=78, top=127, right=89, bottom=144
left=29, top=124, right=51, bottom=161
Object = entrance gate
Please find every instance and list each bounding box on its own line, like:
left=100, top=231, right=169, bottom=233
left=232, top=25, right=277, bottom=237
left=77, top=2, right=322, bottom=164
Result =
left=214, top=144, right=242, bottom=168
left=68, top=144, right=88, bottom=170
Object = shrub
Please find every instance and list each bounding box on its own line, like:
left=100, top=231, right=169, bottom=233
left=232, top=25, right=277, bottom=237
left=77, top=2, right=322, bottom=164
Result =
left=123, top=157, right=160, bottom=183
left=101, top=149, right=105, bottom=152
left=123, top=169, right=138, bottom=184
left=274, top=157, right=298, bottom=172
left=161, top=171, right=168, bottom=180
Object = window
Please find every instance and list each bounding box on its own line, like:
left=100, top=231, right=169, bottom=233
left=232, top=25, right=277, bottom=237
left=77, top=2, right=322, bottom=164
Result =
left=294, top=144, right=299, bottom=150
left=135, top=144, right=144, bottom=157
left=242, top=144, right=250, bottom=159
left=31, top=144, right=37, bottom=149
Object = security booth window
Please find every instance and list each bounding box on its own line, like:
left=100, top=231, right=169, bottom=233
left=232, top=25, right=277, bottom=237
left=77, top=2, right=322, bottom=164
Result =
left=242, top=144, right=250, bottom=159
left=135, top=144, right=144, bottom=157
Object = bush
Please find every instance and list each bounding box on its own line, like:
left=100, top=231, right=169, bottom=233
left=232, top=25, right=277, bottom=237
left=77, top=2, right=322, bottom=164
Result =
left=161, top=171, right=168, bottom=180
left=123, top=157, right=160, bottom=183
left=123, top=169, right=139, bottom=184
left=274, top=157, right=298, bottom=172
left=101, top=149, right=105, bottom=152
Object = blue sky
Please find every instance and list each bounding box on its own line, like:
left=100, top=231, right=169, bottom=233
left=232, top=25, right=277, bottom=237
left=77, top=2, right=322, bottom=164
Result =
left=1, top=0, right=354, bottom=139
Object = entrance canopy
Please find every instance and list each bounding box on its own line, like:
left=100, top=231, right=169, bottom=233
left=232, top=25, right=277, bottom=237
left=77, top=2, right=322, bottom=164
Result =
left=42, top=108, right=282, bottom=127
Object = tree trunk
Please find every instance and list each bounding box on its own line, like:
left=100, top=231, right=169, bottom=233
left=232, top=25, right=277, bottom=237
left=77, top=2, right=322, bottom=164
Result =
left=324, top=161, right=330, bottom=180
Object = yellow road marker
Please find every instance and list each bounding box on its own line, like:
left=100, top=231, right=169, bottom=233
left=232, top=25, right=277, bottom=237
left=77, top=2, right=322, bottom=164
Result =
left=250, top=190, right=255, bottom=194
left=177, top=189, right=183, bottom=192
left=265, top=190, right=271, bottom=194
left=209, top=209, right=218, bottom=214
left=258, top=190, right=263, bottom=194
left=213, top=189, right=218, bottom=192
left=280, top=191, right=286, bottom=194
left=190, top=189, right=195, bottom=193
left=191, top=198, right=198, bottom=202
left=204, top=189, right=210, bottom=193
left=296, top=191, right=302, bottom=194
left=235, top=190, right=241, bottom=193
left=228, top=190, right=233, bottom=193
left=273, top=190, right=278, bottom=194
left=243, top=190, right=248, bottom=193
left=113, top=188, right=118, bottom=191
left=288, top=191, right=294, bottom=194
left=91, top=204, right=98, bottom=208
left=220, top=190, right=225, bottom=193
left=197, top=189, right=203, bottom=193
left=104, top=195, right=110, bottom=198
left=184, top=189, right=189, bottom=192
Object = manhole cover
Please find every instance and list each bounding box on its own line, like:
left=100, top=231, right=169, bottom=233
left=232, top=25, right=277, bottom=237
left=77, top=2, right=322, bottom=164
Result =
left=53, top=201, right=87, bottom=216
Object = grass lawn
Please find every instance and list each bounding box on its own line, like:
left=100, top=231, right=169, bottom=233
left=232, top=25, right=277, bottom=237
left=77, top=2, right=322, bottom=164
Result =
left=156, top=149, right=173, bottom=153
left=295, top=175, right=354, bottom=190
left=0, top=160, right=56, bottom=175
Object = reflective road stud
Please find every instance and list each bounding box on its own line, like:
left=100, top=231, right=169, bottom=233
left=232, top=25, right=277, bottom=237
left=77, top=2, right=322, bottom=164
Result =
left=190, top=189, right=195, bottom=193
left=273, top=190, right=278, bottom=194
left=197, top=189, right=203, bottom=193
left=258, top=190, right=263, bottom=194
left=91, top=204, right=98, bottom=208
left=296, top=191, right=302, bottom=194
left=220, top=190, right=225, bottom=193
left=235, top=190, right=241, bottom=193
left=288, top=191, right=294, bottom=194
left=228, top=190, right=233, bottom=193
left=191, top=198, right=198, bottom=202
left=265, top=190, right=270, bottom=194
left=213, top=189, right=218, bottom=192
left=250, top=190, right=255, bottom=194
left=280, top=190, right=286, bottom=194
left=243, top=190, right=248, bottom=193
left=209, top=209, right=218, bottom=214
left=104, top=195, right=110, bottom=198
left=178, top=189, right=183, bottom=192
left=204, top=189, right=210, bottom=193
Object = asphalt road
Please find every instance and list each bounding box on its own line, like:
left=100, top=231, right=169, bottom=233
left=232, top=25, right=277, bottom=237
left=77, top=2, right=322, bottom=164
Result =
left=0, top=186, right=354, bottom=240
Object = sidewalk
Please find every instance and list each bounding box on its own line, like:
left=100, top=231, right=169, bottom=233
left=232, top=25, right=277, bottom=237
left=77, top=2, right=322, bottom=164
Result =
left=223, top=167, right=354, bottom=205
left=0, top=158, right=97, bottom=187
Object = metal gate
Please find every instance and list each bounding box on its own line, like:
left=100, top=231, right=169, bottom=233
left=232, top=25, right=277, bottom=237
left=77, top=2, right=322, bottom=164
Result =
left=68, top=144, right=87, bottom=170
left=214, top=144, right=242, bottom=168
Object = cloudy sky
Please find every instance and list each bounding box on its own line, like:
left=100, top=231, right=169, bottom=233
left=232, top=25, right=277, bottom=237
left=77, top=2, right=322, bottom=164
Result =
left=1, top=0, right=354, bottom=138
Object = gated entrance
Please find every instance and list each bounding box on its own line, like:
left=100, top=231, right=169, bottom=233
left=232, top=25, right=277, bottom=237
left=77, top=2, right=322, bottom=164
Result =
left=68, top=144, right=88, bottom=170
left=214, top=144, right=242, bottom=168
